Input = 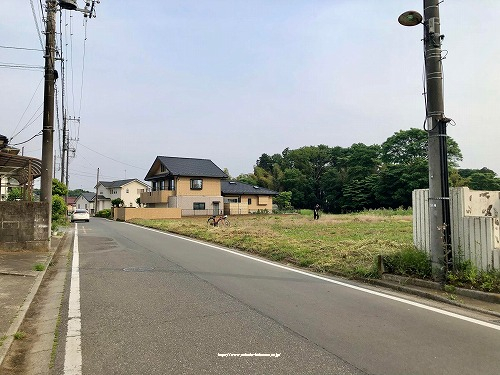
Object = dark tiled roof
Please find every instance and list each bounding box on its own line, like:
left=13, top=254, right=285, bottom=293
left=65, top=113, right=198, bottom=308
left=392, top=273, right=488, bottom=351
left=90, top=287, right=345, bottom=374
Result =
left=221, top=181, right=278, bottom=196
left=145, top=156, right=228, bottom=180
left=81, top=192, right=95, bottom=202
left=99, top=179, right=146, bottom=188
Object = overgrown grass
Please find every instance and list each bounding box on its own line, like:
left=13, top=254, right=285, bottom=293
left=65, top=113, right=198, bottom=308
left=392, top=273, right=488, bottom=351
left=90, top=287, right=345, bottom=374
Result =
left=382, top=247, right=432, bottom=279
left=447, top=261, right=500, bottom=293
left=130, top=213, right=413, bottom=278
left=0, top=335, right=7, bottom=347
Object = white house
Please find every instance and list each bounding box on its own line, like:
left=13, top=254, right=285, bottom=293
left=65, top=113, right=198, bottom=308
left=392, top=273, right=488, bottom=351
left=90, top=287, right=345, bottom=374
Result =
left=95, top=179, right=150, bottom=211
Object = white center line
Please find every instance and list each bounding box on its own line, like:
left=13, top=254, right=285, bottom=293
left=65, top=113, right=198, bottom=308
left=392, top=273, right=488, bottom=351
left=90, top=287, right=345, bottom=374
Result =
left=64, top=224, right=82, bottom=375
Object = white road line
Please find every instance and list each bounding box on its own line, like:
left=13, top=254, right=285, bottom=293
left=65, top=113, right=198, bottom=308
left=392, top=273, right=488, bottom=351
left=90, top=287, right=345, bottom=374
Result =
left=64, top=224, right=82, bottom=375
left=126, top=222, right=500, bottom=332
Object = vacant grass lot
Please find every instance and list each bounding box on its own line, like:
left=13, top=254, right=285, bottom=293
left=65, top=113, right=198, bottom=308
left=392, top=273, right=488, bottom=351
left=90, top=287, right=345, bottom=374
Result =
left=130, top=212, right=414, bottom=277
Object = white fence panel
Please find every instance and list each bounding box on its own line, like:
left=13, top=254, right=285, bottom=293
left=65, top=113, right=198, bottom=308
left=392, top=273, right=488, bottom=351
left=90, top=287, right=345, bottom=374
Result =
left=413, top=187, right=499, bottom=271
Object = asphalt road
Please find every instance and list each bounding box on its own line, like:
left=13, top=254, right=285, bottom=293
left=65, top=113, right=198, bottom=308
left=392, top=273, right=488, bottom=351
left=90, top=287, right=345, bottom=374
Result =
left=53, top=218, right=500, bottom=375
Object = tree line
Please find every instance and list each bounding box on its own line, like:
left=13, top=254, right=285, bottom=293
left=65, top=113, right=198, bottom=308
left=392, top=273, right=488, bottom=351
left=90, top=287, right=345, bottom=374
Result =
left=234, top=128, right=500, bottom=213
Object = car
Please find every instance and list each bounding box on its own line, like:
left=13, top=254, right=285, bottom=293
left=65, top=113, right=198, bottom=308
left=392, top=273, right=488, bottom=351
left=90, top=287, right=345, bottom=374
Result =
left=71, top=209, right=90, bottom=222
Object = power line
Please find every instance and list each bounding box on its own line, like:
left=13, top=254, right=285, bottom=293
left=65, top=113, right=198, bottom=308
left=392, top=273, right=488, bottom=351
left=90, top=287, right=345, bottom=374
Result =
left=0, top=45, right=43, bottom=52
left=76, top=142, right=148, bottom=170
left=78, top=19, right=88, bottom=118
left=10, top=131, right=43, bottom=146
left=0, top=63, right=44, bottom=70
left=10, top=102, right=44, bottom=141
left=10, top=76, right=44, bottom=140
left=30, top=0, right=44, bottom=50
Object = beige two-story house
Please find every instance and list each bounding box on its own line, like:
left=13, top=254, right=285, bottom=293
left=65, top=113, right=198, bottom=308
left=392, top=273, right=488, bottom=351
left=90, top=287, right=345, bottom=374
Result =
left=140, top=156, right=228, bottom=216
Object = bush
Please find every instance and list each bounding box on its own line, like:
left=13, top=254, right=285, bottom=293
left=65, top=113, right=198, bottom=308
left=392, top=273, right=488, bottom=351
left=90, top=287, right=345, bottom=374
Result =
left=382, top=247, right=432, bottom=279
left=52, top=195, right=68, bottom=231
left=96, top=209, right=111, bottom=218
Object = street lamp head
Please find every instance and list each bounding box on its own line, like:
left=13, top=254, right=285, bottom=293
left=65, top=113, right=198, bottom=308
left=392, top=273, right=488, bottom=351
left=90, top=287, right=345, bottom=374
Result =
left=58, top=0, right=78, bottom=11
left=398, top=10, right=423, bottom=27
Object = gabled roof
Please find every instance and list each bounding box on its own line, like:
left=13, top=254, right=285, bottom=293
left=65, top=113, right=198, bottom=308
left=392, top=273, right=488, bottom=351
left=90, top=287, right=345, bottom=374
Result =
left=145, top=156, right=228, bottom=181
left=65, top=196, right=77, bottom=205
left=78, top=192, right=110, bottom=202
left=221, top=181, right=278, bottom=196
left=79, top=192, right=95, bottom=202
left=99, top=178, right=148, bottom=188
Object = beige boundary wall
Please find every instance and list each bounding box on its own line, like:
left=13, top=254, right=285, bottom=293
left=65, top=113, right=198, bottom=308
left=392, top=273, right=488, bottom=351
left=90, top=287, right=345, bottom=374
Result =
left=114, top=207, right=181, bottom=221
left=413, top=187, right=500, bottom=270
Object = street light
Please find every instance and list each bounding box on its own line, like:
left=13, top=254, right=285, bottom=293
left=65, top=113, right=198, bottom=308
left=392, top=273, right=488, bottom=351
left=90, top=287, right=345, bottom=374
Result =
left=398, top=1, right=452, bottom=281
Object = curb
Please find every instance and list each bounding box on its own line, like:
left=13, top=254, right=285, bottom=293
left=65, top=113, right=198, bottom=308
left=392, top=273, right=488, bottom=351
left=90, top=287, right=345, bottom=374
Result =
left=366, top=277, right=500, bottom=319
left=0, top=232, right=67, bottom=368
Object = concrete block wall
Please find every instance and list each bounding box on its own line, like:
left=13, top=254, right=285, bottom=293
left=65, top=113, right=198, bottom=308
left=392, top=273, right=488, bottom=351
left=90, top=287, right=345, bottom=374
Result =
left=0, top=202, right=50, bottom=251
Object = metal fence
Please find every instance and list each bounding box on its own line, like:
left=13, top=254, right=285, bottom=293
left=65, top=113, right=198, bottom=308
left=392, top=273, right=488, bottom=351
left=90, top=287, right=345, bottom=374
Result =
left=413, top=187, right=500, bottom=270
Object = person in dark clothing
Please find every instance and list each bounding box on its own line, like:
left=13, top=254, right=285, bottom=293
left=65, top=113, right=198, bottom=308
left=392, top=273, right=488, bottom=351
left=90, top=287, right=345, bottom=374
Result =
left=313, top=204, right=320, bottom=220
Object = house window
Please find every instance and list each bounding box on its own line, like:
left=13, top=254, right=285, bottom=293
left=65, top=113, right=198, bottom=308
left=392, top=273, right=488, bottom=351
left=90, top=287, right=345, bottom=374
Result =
left=85, top=204, right=88, bottom=209
left=190, top=179, right=203, bottom=190
left=168, top=178, right=175, bottom=191
left=161, top=164, right=166, bottom=172
left=77, top=204, right=80, bottom=209
left=248, top=198, right=252, bottom=205
left=228, top=198, right=238, bottom=203
left=126, top=188, right=129, bottom=193
left=152, top=181, right=157, bottom=191
left=193, top=202, right=205, bottom=210
left=129, top=202, right=133, bottom=207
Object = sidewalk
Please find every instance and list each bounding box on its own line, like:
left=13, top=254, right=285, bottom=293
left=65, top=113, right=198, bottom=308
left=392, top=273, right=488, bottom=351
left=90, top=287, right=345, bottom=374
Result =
left=0, top=231, right=68, bottom=367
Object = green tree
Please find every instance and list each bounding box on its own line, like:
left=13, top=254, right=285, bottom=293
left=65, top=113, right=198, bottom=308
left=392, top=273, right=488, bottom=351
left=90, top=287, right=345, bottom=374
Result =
left=111, top=198, right=124, bottom=207
left=52, top=179, right=68, bottom=196
left=7, top=187, right=22, bottom=201
left=274, top=191, right=293, bottom=210
left=68, top=189, right=91, bottom=197
left=381, top=128, right=462, bottom=167
left=467, top=172, right=500, bottom=190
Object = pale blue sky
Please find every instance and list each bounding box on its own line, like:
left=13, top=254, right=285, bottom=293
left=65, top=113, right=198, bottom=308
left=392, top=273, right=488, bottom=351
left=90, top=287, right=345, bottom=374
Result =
left=2, top=1, right=499, bottom=190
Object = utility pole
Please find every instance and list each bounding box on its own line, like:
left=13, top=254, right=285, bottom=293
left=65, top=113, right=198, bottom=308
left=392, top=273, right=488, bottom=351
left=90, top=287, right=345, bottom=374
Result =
left=95, top=167, right=99, bottom=216
left=399, top=1, right=452, bottom=281
left=423, top=0, right=452, bottom=281
left=40, top=0, right=57, bottom=227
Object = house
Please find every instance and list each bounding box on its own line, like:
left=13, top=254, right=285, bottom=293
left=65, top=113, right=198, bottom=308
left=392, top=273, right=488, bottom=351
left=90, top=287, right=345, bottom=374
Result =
left=140, top=156, right=228, bottom=216
left=222, top=180, right=278, bottom=214
left=74, top=192, right=98, bottom=215
left=96, top=179, right=150, bottom=211
left=65, top=196, right=77, bottom=214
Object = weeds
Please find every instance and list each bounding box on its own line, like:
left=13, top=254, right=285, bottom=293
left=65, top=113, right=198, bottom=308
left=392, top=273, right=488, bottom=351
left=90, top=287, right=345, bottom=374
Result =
left=0, top=335, right=7, bottom=347
left=381, top=247, right=432, bottom=279
left=14, top=331, right=26, bottom=340
left=33, top=263, right=46, bottom=271
left=446, top=261, right=500, bottom=293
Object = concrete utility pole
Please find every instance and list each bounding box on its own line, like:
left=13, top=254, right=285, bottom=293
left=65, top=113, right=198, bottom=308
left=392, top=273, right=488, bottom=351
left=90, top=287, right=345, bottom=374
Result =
left=423, top=0, right=452, bottom=280
left=40, top=0, right=57, bottom=226
left=95, top=168, right=99, bottom=216
left=399, top=0, right=452, bottom=281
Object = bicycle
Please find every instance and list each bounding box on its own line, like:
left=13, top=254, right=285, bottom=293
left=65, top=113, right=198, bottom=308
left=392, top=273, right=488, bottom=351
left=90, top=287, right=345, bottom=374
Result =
left=207, top=214, right=230, bottom=227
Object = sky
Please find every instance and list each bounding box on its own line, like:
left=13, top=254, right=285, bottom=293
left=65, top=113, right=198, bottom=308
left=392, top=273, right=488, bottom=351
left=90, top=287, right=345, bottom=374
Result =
left=2, top=0, right=499, bottom=191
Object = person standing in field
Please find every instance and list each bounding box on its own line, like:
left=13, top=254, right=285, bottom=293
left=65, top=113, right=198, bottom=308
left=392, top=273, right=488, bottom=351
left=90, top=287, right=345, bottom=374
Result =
left=313, top=204, right=320, bottom=220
